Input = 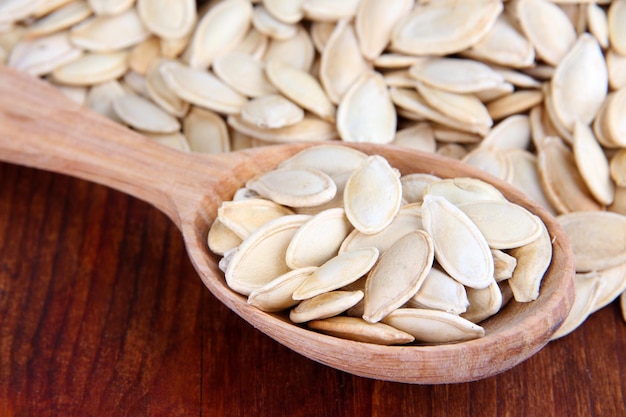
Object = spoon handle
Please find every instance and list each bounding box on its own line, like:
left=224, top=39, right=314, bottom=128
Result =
left=0, top=65, right=240, bottom=224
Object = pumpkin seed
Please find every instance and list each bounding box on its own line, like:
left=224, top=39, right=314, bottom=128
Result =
left=344, top=155, right=402, bottom=234
left=293, top=247, right=380, bottom=300
left=422, top=194, right=495, bottom=289
left=247, top=266, right=317, bottom=312
left=558, top=211, right=626, bottom=272
left=382, top=308, right=485, bottom=343
left=286, top=207, right=353, bottom=268
left=290, top=290, right=364, bottom=323
left=246, top=166, right=336, bottom=208
left=307, top=316, right=415, bottom=345
left=225, top=214, right=310, bottom=295
left=336, top=71, right=396, bottom=143
left=407, top=267, right=469, bottom=315
left=363, top=230, right=434, bottom=323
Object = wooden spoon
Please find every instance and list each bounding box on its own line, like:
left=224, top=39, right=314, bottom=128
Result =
left=0, top=65, right=574, bottom=384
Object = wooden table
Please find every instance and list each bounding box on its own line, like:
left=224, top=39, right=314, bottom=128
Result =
left=1, top=161, right=624, bottom=417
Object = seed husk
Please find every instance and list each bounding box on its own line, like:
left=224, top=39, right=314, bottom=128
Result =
left=290, top=290, right=364, bottom=323
left=183, top=107, right=231, bottom=153
left=213, top=51, right=278, bottom=98
left=137, top=0, right=196, bottom=40
left=363, top=230, right=434, bottom=323
left=382, top=308, right=485, bottom=344
left=391, top=0, right=502, bottom=56
left=461, top=280, right=503, bottom=324
left=286, top=207, right=353, bottom=268
left=307, top=316, right=415, bottom=345
left=293, top=247, right=380, bottom=300
left=550, top=273, right=604, bottom=340
left=112, top=91, right=180, bottom=133
left=247, top=266, right=318, bottom=312
left=246, top=166, right=336, bottom=208
left=69, top=7, right=150, bottom=52
left=225, top=214, right=311, bottom=295
left=457, top=200, right=544, bottom=250
left=421, top=194, right=495, bottom=289
left=558, top=211, right=626, bottom=272
left=344, top=155, right=402, bottom=234
left=337, top=71, right=396, bottom=143
left=407, top=267, right=469, bottom=315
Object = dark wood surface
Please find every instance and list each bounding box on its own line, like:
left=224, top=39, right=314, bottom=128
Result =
left=1, top=161, right=625, bottom=417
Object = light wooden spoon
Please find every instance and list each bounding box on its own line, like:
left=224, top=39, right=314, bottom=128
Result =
left=0, top=65, right=575, bottom=384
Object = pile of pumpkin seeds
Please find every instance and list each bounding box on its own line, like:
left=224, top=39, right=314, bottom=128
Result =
left=2, top=0, right=626, bottom=338
left=208, top=145, right=552, bottom=345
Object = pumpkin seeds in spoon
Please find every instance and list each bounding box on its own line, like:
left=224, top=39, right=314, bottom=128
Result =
left=407, top=267, right=469, bottom=315
left=308, top=316, right=415, bottom=345
left=422, top=194, right=494, bottom=289
left=293, top=247, right=380, bottom=300
left=344, top=155, right=402, bottom=234
left=286, top=207, right=353, bottom=268
left=290, top=290, right=364, bottom=323
left=383, top=308, right=485, bottom=344
left=457, top=200, right=543, bottom=250
left=461, top=281, right=503, bottom=324
left=226, top=214, right=311, bottom=295
left=363, top=230, right=434, bottom=323
left=247, top=266, right=318, bottom=312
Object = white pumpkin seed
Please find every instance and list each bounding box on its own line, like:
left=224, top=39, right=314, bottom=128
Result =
left=307, top=316, right=415, bottom=345
left=422, top=194, right=495, bottom=289
left=225, top=214, right=310, bottom=295
left=265, top=59, right=335, bottom=121
left=550, top=273, right=604, bottom=340
left=355, top=0, right=413, bottom=60
left=286, top=207, right=353, bottom=268
left=218, top=198, right=294, bottom=240
left=461, top=280, right=502, bottom=323
left=337, top=71, right=396, bottom=144
left=186, top=0, right=252, bottom=69
left=183, top=107, right=231, bottom=153
left=247, top=266, right=317, bottom=312
left=319, top=19, right=369, bottom=104
left=457, top=200, right=544, bottom=250
left=572, top=120, right=614, bottom=206
left=112, top=91, right=180, bottom=133
left=277, top=144, right=368, bottom=176
left=70, top=8, right=149, bottom=52
left=159, top=61, right=247, bottom=114
left=213, top=52, right=277, bottom=98
left=550, top=33, right=608, bottom=131
left=409, top=57, right=505, bottom=94
left=382, top=308, right=485, bottom=343
left=391, top=0, right=502, bottom=56
left=293, top=247, right=379, bottom=300
left=247, top=166, right=336, bottom=208
left=558, top=211, right=626, bottom=272
left=407, top=267, right=469, bottom=315
left=344, top=155, right=402, bottom=234
left=423, top=177, right=506, bottom=205
left=363, top=230, right=434, bottom=323
left=515, top=0, right=577, bottom=66
left=137, top=0, right=196, bottom=40
left=290, top=290, right=363, bottom=323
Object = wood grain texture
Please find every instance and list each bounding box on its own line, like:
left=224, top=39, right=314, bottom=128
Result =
left=1, top=162, right=625, bottom=417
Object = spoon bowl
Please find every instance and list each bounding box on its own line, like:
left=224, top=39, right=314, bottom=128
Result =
left=0, top=66, right=575, bottom=384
